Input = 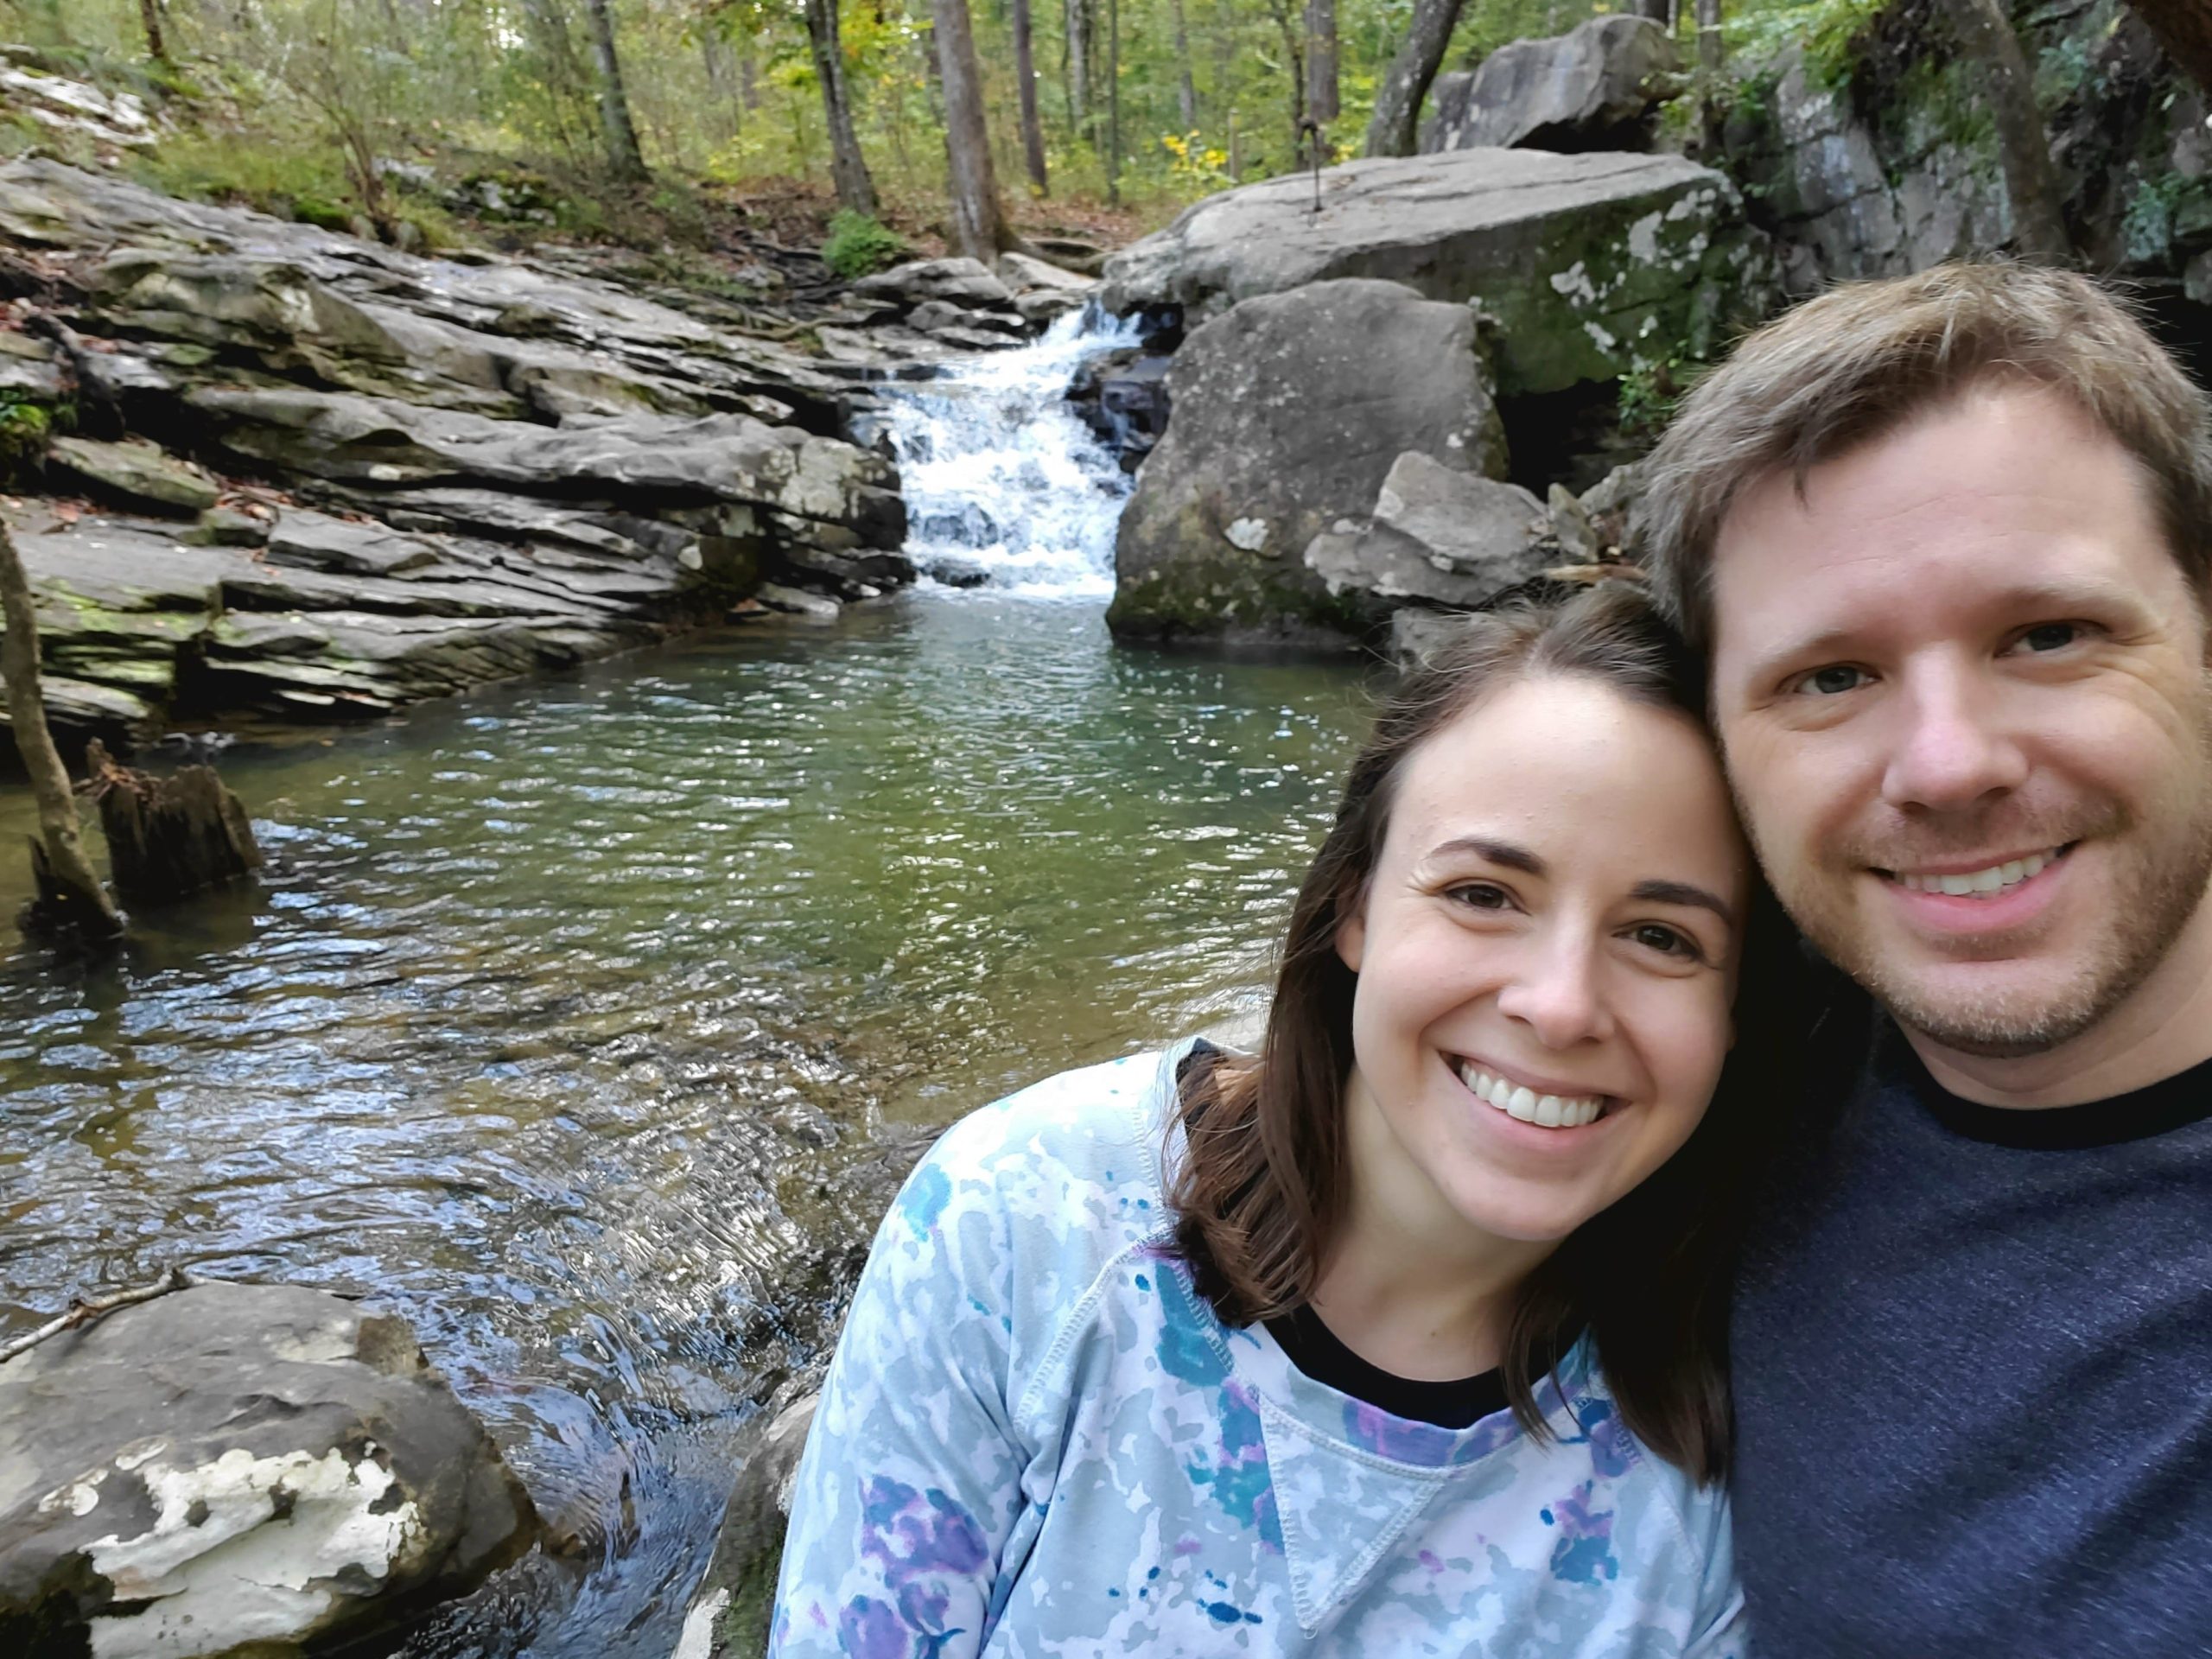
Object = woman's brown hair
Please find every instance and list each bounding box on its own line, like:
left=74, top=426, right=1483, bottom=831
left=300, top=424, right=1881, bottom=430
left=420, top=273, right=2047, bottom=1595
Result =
left=1167, top=582, right=1815, bottom=1483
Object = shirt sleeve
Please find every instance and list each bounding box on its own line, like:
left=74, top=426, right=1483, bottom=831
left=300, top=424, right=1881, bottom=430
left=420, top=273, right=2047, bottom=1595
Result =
left=1681, top=1488, right=1750, bottom=1659
left=768, top=1125, right=1032, bottom=1659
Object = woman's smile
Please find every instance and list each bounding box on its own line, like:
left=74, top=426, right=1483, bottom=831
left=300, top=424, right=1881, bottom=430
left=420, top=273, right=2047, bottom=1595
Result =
left=1449, top=1053, right=1612, bottom=1130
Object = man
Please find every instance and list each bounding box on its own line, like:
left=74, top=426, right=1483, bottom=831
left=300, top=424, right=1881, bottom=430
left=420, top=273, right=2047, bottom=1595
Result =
left=1638, top=262, right=2212, bottom=1654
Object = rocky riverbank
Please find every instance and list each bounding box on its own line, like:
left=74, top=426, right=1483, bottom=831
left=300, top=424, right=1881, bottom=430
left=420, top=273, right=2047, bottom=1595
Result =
left=0, top=156, right=1093, bottom=753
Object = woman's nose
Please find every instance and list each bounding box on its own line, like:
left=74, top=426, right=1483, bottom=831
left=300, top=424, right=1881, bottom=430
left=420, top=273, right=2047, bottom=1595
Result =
left=1494, top=937, right=1616, bottom=1050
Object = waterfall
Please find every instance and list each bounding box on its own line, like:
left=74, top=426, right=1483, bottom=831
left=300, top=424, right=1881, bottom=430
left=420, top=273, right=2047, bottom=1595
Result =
left=874, top=308, right=1148, bottom=600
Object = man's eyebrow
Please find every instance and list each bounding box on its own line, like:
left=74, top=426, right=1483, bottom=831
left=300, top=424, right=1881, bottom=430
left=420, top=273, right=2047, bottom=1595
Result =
left=1630, top=879, right=1738, bottom=930
left=1428, top=835, right=1545, bottom=874
left=1736, top=576, right=2150, bottom=684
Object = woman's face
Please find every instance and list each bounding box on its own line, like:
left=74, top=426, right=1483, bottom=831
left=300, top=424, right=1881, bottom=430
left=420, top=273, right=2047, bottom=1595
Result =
left=1337, top=673, right=1751, bottom=1248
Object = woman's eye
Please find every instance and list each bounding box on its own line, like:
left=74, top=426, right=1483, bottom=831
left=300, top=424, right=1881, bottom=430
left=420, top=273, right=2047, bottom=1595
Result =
left=1795, top=664, right=1867, bottom=696
left=1629, top=923, right=1700, bottom=961
left=1449, top=882, right=1511, bottom=911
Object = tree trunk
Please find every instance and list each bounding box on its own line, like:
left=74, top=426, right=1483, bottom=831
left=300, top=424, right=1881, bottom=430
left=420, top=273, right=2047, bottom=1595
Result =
left=582, top=0, right=650, bottom=181
left=1695, top=0, right=1723, bottom=76
left=2127, top=1, right=2212, bottom=92
left=1267, top=0, right=1308, bottom=161
left=1171, top=0, right=1198, bottom=130
left=933, top=0, right=1016, bottom=258
left=139, top=0, right=168, bottom=62
left=803, top=0, right=881, bottom=214
left=1936, top=0, right=2072, bottom=262
left=1363, top=0, right=1467, bottom=156
left=1012, top=0, right=1050, bottom=194
left=1107, top=0, right=1122, bottom=204
left=1631, top=0, right=1669, bottom=18
left=1304, top=0, right=1338, bottom=156
left=1065, top=0, right=1091, bottom=143
left=0, top=521, right=122, bottom=943
left=84, top=741, right=263, bottom=904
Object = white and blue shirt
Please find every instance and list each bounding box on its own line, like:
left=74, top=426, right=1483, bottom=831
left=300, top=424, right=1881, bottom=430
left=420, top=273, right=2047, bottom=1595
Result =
left=770, top=1043, right=1746, bottom=1657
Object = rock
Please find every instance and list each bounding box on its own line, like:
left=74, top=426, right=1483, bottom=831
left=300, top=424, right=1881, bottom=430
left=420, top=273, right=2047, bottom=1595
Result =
left=0, top=332, right=66, bottom=404
left=182, top=505, right=273, bottom=548
left=1109, top=280, right=1507, bottom=649
left=0, top=65, right=152, bottom=149
left=753, top=582, right=842, bottom=620
left=266, top=512, right=443, bottom=577
left=2190, top=248, right=2212, bottom=308
left=0, top=1280, right=539, bottom=1656
left=45, top=436, right=220, bottom=516
left=1424, top=16, right=1682, bottom=154
left=996, top=251, right=1097, bottom=295
left=1387, top=606, right=1475, bottom=669
left=923, top=556, right=991, bottom=589
left=1303, top=452, right=1553, bottom=623
left=849, top=257, right=1014, bottom=311
left=677, top=1396, right=819, bottom=1659
left=1014, top=289, right=1087, bottom=326
left=1548, top=482, right=1603, bottom=563
left=1579, top=457, right=1648, bottom=556
left=1069, top=351, right=1173, bottom=473
left=1099, top=149, right=1773, bottom=396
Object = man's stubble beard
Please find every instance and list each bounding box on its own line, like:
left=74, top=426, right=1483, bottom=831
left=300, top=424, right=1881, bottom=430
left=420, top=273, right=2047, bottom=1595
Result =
left=1742, top=753, right=2212, bottom=1061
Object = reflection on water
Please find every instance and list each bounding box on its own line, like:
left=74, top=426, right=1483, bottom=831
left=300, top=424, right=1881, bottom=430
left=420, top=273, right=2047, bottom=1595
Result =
left=0, top=590, right=1370, bottom=1652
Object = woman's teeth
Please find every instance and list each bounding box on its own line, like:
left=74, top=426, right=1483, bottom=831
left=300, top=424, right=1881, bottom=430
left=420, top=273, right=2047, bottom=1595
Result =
left=1454, top=1061, right=1604, bottom=1129
left=1892, top=848, right=2058, bottom=896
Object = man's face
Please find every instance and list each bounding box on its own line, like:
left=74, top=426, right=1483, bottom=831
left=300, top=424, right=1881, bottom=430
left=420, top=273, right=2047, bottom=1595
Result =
left=1709, top=381, right=2212, bottom=1058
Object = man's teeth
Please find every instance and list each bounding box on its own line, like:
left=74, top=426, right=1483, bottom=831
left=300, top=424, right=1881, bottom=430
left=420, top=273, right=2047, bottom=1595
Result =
left=1893, top=849, right=2056, bottom=896
left=1454, top=1062, right=1604, bottom=1129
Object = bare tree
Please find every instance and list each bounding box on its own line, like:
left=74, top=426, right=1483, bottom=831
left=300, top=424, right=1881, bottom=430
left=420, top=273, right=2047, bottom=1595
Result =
left=1364, top=0, right=1468, bottom=156
left=140, top=0, right=169, bottom=63
left=801, top=0, right=881, bottom=214
left=2126, top=0, right=2212, bottom=92
left=1264, top=0, right=1308, bottom=161
left=1011, top=0, right=1050, bottom=194
left=1304, top=0, right=1338, bottom=157
left=1170, top=0, right=1198, bottom=130
left=0, top=521, right=122, bottom=942
left=1065, top=0, right=1092, bottom=145
left=1106, top=0, right=1122, bottom=202
left=1936, top=0, right=2072, bottom=262
left=582, top=0, right=650, bottom=181
left=933, top=0, right=1017, bottom=257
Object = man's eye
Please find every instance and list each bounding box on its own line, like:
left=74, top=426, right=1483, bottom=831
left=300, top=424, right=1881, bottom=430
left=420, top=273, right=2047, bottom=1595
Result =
left=2014, top=622, right=2082, bottom=654
left=1795, top=664, right=1867, bottom=696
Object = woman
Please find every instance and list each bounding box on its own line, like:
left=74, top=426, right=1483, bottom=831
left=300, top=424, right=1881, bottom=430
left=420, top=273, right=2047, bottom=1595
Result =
left=770, top=585, right=1806, bottom=1657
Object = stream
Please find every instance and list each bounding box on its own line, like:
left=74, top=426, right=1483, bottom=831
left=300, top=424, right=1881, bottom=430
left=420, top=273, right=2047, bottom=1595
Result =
left=0, top=316, right=1373, bottom=1654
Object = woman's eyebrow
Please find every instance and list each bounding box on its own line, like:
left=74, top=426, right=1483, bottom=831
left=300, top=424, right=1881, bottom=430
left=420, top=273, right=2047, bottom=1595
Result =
left=1631, top=879, right=1737, bottom=928
left=1428, top=835, right=1544, bottom=874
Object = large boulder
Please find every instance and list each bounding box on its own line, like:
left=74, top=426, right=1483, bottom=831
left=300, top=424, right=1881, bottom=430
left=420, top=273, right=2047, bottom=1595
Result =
left=1424, top=16, right=1682, bottom=155
left=1108, top=279, right=1507, bottom=649
left=0, top=1281, right=538, bottom=1656
left=1302, top=451, right=1554, bottom=627
left=1098, top=149, right=1772, bottom=397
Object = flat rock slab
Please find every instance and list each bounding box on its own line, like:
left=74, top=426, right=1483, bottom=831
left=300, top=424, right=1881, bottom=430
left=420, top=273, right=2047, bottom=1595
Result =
left=0, top=1281, right=538, bottom=1657
left=1099, top=148, right=1773, bottom=395
left=46, top=436, right=220, bottom=516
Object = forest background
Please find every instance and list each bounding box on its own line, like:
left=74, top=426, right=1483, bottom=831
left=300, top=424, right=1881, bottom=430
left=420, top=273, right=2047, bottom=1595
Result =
left=0, top=0, right=1906, bottom=274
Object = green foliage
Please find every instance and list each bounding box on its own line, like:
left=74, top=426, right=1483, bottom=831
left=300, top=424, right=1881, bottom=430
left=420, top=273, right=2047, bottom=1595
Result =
left=2120, top=168, right=2209, bottom=266
left=0, top=400, right=54, bottom=488
left=821, top=209, right=906, bottom=278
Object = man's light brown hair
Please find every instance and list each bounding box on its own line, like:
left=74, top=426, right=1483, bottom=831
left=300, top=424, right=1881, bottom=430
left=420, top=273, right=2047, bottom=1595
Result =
left=1637, top=261, right=2212, bottom=651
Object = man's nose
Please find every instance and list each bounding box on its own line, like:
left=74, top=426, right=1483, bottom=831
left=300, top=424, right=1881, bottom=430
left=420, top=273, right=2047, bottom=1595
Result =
left=1881, top=660, right=2029, bottom=814
left=1495, top=935, right=1616, bottom=1051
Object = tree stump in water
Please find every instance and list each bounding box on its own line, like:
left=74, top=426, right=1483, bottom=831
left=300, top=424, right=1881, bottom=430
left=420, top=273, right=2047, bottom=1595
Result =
left=83, top=740, right=263, bottom=904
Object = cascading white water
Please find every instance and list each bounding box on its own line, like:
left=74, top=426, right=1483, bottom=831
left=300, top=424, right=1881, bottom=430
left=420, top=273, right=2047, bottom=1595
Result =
left=875, top=308, right=1149, bottom=599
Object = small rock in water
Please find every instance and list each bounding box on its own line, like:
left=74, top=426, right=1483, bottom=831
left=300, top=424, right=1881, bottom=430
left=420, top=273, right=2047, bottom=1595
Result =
left=753, top=582, right=842, bottom=621
left=926, top=556, right=992, bottom=589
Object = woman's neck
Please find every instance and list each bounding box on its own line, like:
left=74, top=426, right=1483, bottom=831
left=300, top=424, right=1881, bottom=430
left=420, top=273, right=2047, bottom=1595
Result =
left=1307, top=1079, right=1558, bottom=1382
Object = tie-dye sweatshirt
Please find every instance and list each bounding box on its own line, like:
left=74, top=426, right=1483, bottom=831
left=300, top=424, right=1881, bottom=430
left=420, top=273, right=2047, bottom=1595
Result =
left=770, top=1043, right=1747, bottom=1659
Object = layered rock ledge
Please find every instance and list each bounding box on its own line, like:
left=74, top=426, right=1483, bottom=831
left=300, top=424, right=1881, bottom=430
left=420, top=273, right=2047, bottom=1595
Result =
left=0, top=159, right=917, bottom=747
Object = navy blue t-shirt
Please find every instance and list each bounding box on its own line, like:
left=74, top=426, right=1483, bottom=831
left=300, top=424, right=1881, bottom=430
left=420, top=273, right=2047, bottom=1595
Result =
left=1731, top=1019, right=2212, bottom=1656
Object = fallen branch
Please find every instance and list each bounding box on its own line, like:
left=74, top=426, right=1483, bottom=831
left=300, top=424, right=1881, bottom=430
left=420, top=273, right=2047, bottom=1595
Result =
left=0, top=1266, right=194, bottom=1366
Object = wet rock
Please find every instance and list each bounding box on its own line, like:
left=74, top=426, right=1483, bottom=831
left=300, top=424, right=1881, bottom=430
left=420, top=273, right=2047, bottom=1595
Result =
left=677, top=1397, right=819, bottom=1659
left=0, top=1280, right=538, bottom=1657
left=1302, top=451, right=1553, bottom=624
left=850, top=257, right=1014, bottom=311
left=1109, top=279, right=1507, bottom=650
left=923, top=556, right=991, bottom=588
left=1099, top=149, right=1773, bottom=397
left=753, top=582, right=842, bottom=620
left=45, top=436, right=220, bottom=516
left=1423, top=16, right=1682, bottom=155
